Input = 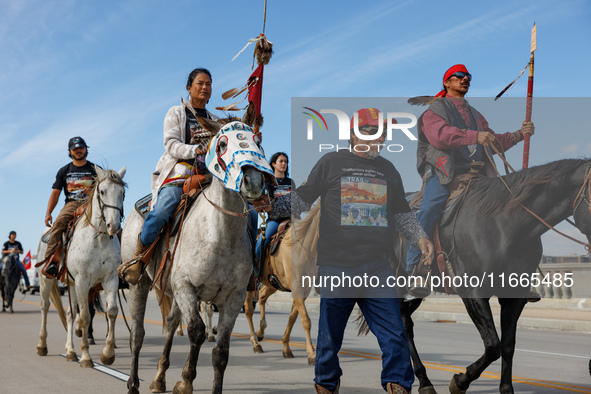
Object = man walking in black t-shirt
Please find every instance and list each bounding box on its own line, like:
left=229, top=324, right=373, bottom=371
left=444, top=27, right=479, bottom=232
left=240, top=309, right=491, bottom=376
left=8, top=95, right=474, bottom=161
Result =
left=41, top=137, right=97, bottom=278
left=260, top=109, right=435, bottom=394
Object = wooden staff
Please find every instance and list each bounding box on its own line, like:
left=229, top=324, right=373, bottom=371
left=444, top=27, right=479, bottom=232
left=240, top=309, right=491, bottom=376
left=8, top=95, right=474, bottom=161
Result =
left=523, top=23, right=536, bottom=169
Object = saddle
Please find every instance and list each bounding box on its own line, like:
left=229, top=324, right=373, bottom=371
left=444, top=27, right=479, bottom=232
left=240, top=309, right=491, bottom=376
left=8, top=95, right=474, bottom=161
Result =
left=37, top=205, right=88, bottom=281
left=407, top=162, right=484, bottom=294
left=260, top=220, right=291, bottom=292
left=128, top=175, right=211, bottom=302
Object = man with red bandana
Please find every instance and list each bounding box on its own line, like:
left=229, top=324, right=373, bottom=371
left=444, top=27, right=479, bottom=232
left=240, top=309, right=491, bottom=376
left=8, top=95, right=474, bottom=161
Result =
left=405, top=64, right=535, bottom=295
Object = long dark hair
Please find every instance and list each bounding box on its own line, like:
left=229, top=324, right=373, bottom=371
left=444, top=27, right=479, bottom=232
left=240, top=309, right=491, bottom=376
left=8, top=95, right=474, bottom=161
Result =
left=269, top=152, right=289, bottom=177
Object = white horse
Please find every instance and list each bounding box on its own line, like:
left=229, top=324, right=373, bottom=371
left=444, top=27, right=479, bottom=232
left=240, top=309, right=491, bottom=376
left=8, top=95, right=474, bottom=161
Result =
left=122, top=118, right=273, bottom=394
left=36, top=166, right=126, bottom=368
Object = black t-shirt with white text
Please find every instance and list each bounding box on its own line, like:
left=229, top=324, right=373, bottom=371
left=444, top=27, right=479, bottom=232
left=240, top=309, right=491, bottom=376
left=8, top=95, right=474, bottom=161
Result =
left=296, top=150, right=410, bottom=267
left=52, top=162, right=98, bottom=203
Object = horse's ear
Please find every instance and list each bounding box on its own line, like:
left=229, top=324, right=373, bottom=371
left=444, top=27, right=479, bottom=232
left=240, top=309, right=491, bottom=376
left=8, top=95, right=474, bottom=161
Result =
left=196, top=116, right=222, bottom=134
left=241, top=102, right=255, bottom=126
left=94, top=165, right=106, bottom=179
left=118, top=166, right=127, bottom=179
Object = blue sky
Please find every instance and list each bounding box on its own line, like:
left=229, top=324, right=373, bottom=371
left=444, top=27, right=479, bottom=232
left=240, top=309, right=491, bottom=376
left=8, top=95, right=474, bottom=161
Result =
left=1, top=0, right=590, bottom=258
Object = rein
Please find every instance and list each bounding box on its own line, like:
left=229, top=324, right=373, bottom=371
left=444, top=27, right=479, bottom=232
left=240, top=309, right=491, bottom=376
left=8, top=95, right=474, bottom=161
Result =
left=86, top=179, right=125, bottom=238
left=485, top=144, right=591, bottom=251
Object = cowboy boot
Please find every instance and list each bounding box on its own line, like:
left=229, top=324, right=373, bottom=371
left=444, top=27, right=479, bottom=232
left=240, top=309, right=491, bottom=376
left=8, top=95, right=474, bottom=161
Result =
left=41, top=248, right=61, bottom=279
left=124, top=235, right=150, bottom=285
left=386, top=382, right=409, bottom=394
left=405, top=264, right=431, bottom=301
left=314, top=381, right=339, bottom=394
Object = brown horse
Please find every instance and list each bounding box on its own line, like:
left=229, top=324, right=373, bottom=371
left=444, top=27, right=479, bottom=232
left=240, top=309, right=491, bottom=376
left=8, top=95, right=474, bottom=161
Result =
left=244, top=202, right=320, bottom=365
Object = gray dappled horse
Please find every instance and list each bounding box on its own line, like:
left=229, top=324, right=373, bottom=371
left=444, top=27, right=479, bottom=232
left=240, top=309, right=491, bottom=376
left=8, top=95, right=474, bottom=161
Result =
left=1, top=254, right=21, bottom=313
left=121, top=119, right=272, bottom=394
left=36, top=166, right=126, bottom=368
left=393, top=159, right=591, bottom=394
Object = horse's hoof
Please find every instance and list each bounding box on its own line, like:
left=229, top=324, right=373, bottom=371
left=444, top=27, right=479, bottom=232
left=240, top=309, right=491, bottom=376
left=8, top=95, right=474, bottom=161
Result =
left=75, top=328, right=83, bottom=338
left=65, top=351, right=78, bottom=361
left=418, top=385, right=438, bottom=394
left=253, top=344, right=264, bottom=353
left=207, top=335, right=216, bottom=342
left=100, top=352, right=115, bottom=365
left=149, top=379, right=166, bottom=393
left=36, top=346, right=48, bottom=357
left=80, top=359, right=94, bottom=368
left=212, top=326, right=218, bottom=335
left=499, top=383, right=515, bottom=394
left=282, top=350, right=294, bottom=359
left=255, top=330, right=264, bottom=341
left=88, top=337, right=96, bottom=345
left=307, top=355, right=316, bottom=365
left=449, top=375, right=467, bottom=394
left=172, top=381, right=192, bottom=394
left=9, top=307, right=13, bottom=313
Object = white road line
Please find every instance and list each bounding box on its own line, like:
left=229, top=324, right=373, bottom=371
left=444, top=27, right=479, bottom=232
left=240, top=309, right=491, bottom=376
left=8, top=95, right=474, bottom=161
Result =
left=515, top=348, right=589, bottom=359
left=60, top=354, right=140, bottom=382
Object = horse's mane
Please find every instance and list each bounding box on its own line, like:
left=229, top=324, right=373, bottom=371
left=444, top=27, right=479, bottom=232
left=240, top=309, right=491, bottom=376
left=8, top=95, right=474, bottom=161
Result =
left=83, top=169, right=127, bottom=227
left=470, top=158, right=590, bottom=216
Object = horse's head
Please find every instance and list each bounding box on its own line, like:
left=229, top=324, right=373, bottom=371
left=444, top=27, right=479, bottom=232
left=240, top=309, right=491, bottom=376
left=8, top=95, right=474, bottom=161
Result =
left=201, top=118, right=273, bottom=200
left=91, top=166, right=127, bottom=236
left=573, top=162, right=591, bottom=237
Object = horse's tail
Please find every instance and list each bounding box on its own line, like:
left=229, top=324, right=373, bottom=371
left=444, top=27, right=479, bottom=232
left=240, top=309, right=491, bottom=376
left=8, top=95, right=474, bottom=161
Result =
left=354, top=309, right=370, bottom=336
left=155, top=287, right=172, bottom=334
left=50, top=280, right=68, bottom=330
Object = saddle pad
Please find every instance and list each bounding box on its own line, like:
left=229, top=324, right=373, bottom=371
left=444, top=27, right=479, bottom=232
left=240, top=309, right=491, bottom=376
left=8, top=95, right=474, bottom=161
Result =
left=42, top=231, right=51, bottom=244
left=405, top=188, right=465, bottom=228
left=134, top=193, right=152, bottom=219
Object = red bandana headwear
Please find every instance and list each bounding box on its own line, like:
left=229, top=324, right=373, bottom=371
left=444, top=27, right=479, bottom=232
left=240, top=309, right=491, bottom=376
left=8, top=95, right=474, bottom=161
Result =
left=435, top=64, right=469, bottom=97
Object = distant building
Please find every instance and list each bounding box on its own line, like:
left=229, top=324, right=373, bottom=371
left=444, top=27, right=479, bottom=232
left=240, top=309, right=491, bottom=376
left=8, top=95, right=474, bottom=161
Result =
left=541, top=255, right=590, bottom=264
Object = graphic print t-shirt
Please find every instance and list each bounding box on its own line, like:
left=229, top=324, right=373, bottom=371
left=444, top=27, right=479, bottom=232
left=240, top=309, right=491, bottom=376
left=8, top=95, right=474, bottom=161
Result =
left=296, top=150, right=410, bottom=267
left=2, top=241, right=22, bottom=254
left=52, top=162, right=98, bottom=203
left=272, top=176, right=296, bottom=198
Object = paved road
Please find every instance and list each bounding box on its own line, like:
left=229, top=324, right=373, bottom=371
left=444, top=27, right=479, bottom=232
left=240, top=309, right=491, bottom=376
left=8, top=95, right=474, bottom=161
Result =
left=1, top=291, right=590, bottom=393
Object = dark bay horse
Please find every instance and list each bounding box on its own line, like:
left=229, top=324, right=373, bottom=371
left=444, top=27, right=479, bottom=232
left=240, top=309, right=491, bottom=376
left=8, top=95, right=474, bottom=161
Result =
left=1, top=254, right=21, bottom=313
left=395, top=159, right=591, bottom=394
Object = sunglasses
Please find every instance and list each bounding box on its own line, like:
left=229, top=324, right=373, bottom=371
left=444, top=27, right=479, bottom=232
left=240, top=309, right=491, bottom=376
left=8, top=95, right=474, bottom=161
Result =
left=450, top=71, right=472, bottom=81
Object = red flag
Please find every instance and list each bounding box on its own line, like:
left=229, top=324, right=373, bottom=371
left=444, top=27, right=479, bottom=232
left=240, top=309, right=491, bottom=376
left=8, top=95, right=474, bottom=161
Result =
left=23, top=250, right=31, bottom=270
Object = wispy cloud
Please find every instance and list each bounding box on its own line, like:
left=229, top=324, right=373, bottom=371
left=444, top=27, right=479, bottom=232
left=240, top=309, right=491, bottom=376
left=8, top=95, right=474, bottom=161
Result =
left=561, top=144, right=579, bottom=153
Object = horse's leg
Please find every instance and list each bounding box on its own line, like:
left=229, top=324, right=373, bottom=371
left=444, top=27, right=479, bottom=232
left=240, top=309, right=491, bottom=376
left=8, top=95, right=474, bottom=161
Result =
left=200, top=302, right=215, bottom=342
left=36, top=276, right=53, bottom=356
left=172, top=286, right=206, bottom=394
left=75, top=281, right=94, bottom=368
left=150, top=300, right=182, bottom=392
left=281, top=300, right=299, bottom=359
left=65, top=283, right=79, bottom=362
left=100, top=278, right=118, bottom=366
left=126, top=273, right=151, bottom=394
left=400, top=298, right=436, bottom=394
left=450, top=298, right=501, bottom=394
left=211, top=290, right=244, bottom=394
left=88, top=300, right=96, bottom=345
left=498, top=298, right=527, bottom=394
left=256, top=285, right=276, bottom=341
left=244, top=290, right=263, bottom=353
left=293, top=297, right=316, bottom=365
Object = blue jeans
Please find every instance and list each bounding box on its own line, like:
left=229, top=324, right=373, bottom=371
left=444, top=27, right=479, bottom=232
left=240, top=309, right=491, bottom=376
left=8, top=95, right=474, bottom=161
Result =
left=255, top=220, right=280, bottom=261
left=17, top=259, right=30, bottom=286
left=141, top=186, right=184, bottom=245
left=406, top=175, right=450, bottom=272
left=314, top=296, right=414, bottom=392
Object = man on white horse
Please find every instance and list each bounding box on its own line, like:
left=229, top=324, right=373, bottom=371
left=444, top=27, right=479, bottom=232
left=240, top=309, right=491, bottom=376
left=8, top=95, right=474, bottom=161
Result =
left=260, top=108, right=435, bottom=394
left=41, top=136, right=97, bottom=278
